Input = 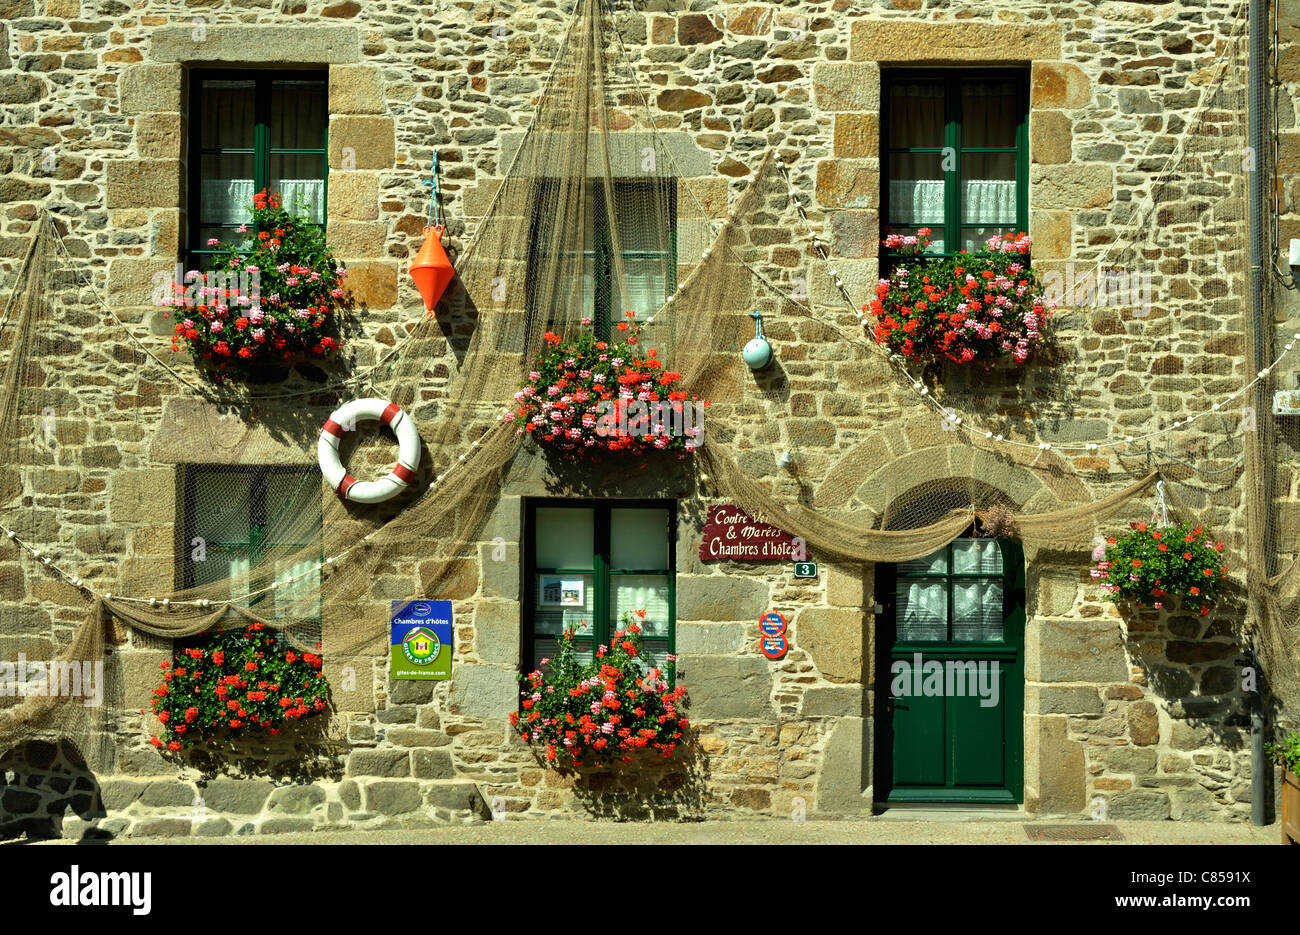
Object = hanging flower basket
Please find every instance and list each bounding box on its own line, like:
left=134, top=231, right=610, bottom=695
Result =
left=864, top=229, right=1051, bottom=367
left=148, top=621, right=331, bottom=751
left=1090, top=520, right=1228, bottom=614
left=163, top=188, right=346, bottom=379
left=510, top=312, right=708, bottom=455
left=509, top=610, right=689, bottom=769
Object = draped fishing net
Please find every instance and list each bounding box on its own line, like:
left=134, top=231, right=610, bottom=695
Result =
left=0, top=0, right=1295, bottom=771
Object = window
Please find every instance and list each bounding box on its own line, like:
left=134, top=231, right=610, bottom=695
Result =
left=892, top=537, right=1014, bottom=643
left=181, top=465, right=322, bottom=621
left=187, top=70, right=328, bottom=269
left=881, top=71, right=1028, bottom=263
left=523, top=500, right=675, bottom=675
left=525, top=179, right=676, bottom=338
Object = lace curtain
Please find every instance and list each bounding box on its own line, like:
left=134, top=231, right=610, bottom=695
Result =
left=896, top=539, right=1005, bottom=642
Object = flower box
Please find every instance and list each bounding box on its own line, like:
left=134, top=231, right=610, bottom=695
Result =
left=164, top=188, right=346, bottom=380
left=510, top=313, right=708, bottom=456
left=864, top=229, right=1051, bottom=368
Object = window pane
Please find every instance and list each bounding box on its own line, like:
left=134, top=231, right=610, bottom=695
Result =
left=639, top=638, right=670, bottom=669
left=961, top=153, right=1017, bottom=226
left=533, top=572, right=595, bottom=637
left=611, top=507, right=668, bottom=569
left=270, top=78, right=327, bottom=150
left=961, top=79, right=1019, bottom=148
left=610, top=184, right=672, bottom=253
left=952, top=579, right=1004, bottom=641
left=271, top=154, right=326, bottom=225
left=888, top=153, right=946, bottom=228
left=619, top=256, right=670, bottom=319
left=263, top=471, right=322, bottom=546
left=888, top=81, right=945, bottom=148
left=897, top=578, right=947, bottom=641
left=535, top=507, right=594, bottom=569
left=952, top=538, right=1003, bottom=574
left=200, top=79, right=256, bottom=150
left=611, top=573, right=670, bottom=637
left=200, top=153, right=255, bottom=227
left=899, top=547, right=947, bottom=576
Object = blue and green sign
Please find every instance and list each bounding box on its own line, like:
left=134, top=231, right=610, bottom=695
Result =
left=391, top=600, right=452, bottom=680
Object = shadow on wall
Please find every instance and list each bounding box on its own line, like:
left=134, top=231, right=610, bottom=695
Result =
left=0, top=739, right=107, bottom=843
left=1116, top=581, right=1275, bottom=821
left=150, top=715, right=347, bottom=784
left=549, top=733, right=710, bottom=821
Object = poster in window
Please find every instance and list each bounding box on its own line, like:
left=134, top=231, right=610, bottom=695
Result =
left=540, top=575, right=584, bottom=607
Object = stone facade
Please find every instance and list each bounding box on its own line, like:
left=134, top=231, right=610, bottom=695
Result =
left=0, top=0, right=1297, bottom=836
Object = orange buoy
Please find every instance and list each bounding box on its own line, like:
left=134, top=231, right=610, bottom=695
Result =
left=410, top=224, right=454, bottom=317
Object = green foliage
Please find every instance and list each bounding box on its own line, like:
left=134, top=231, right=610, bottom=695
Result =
left=149, top=621, right=330, bottom=750
left=1265, top=733, right=1300, bottom=775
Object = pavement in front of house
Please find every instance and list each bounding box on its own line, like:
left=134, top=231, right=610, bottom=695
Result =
left=19, top=818, right=1282, bottom=845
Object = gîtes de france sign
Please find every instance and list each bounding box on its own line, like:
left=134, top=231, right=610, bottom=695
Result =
left=699, top=504, right=805, bottom=561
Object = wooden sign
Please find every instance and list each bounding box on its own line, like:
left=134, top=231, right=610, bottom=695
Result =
left=699, top=504, right=799, bottom=561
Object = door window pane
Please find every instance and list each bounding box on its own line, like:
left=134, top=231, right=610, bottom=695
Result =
left=897, top=578, right=947, bottom=641
left=952, top=579, right=1004, bottom=641
left=952, top=538, right=1003, bottom=574
left=899, top=547, right=948, bottom=576
left=535, top=507, right=594, bottom=569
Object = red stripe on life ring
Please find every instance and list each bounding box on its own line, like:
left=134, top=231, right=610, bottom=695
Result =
left=323, top=419, right=345, bottom=438
left=337, top=474, right=359, bottom=499
left=391, top=462, right=416, bottom=484
left=380, top=403, right=401, bottom=426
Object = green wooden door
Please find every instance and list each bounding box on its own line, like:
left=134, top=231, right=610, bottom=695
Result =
left=874, top=536, right=1024, bottom=804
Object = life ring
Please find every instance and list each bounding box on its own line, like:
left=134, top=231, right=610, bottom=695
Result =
left=318, top=398, right=421, bottom=503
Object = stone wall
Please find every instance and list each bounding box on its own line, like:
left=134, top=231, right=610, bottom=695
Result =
left=0, top=0, right=1294, bottom=835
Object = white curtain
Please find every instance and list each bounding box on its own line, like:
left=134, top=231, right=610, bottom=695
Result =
left=201, top=179, right=326, bottom=226
left=952, top=580, right=1004, bottom=641
left=888, top=179, right=1017, bottom=227
left=898, top=579, right=946, bottom=641
left=611, top=575, right=670, bottom=638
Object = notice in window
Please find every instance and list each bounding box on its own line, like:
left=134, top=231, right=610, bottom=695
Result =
left=540, top=575, right=585, bottom=607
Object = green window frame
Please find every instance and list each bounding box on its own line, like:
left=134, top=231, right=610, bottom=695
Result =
left=523, top=499, right=676, bottom=682
left=187, top=69, right=329, bottom=269
left=525, top=179, right=677, bottom=340
left=180, top=465, right=323, bottom=623
left=881, top=70, right=1029, bottom=268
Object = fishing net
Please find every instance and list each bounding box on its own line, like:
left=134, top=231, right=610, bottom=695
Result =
left=0, top=0, right=1295, bottom=772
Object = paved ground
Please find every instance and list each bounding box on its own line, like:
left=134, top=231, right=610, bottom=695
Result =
left=22, top=818, right=1281, bottom=845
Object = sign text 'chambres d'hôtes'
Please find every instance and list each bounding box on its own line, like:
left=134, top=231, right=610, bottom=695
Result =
left=699, top=504, right=800, bottom=561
